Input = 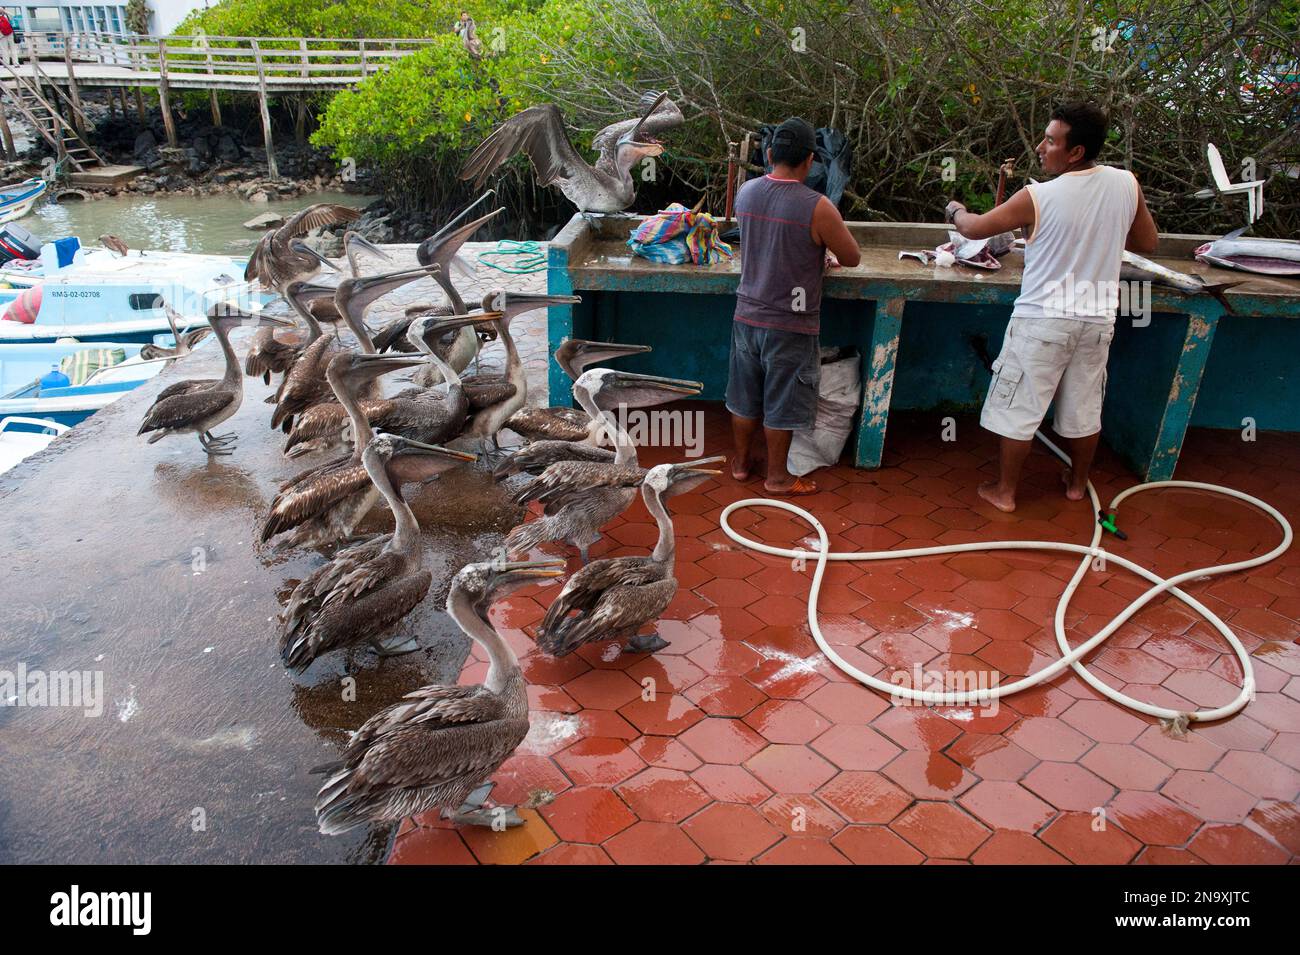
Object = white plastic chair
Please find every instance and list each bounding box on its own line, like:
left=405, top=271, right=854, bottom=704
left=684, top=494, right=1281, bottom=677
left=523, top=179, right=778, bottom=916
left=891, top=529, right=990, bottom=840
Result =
left=1206, top=143, right=1265, bottom=225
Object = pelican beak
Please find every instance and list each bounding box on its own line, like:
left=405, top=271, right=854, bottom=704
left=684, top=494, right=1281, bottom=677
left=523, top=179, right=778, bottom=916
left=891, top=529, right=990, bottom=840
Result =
left=618, top=91, right=669, bottom=150
left=346, top=264, right=440, bottom=294
left=607, top=370, right=703, bottom=397
left=417, top=207, right=504, bottom=266
left=575, top=340, right=651, bottom=363
left=353, top=353, right=428, bottom=374
left=291, top=240, right=339, bottom=272
left=430, top=310, right=504, bottom=333
left=386, top=434, right=478, bottom=462
left=257, top=313, right=295, bottom=329
left=344, top=232, right=391, bottom=263
left=488, top=558, right=568, bottom=597
left=673, top=455, right=726, bottom=480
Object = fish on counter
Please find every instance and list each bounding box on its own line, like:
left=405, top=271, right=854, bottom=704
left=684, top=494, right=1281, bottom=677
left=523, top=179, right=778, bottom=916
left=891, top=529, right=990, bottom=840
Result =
left=1120, top=250, right=1242, bottom=313
left=899, top=230, right=1016, bottom=270
left=1194, top=227, right=1300, bottom=277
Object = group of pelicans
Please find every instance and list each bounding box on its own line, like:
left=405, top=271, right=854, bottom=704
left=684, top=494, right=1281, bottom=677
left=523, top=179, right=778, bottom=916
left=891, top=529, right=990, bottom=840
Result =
left=135, top=186, right=722, bottom=834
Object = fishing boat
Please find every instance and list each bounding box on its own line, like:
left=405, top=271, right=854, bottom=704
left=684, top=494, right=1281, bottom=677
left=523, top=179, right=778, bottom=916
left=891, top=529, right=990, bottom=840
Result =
left=0, top=228, right=268, bottom=344
left=0, top=340, right=170, bottom=427
left=0, top=179, right=48, bottom=225
left=0, top=416, right=68, bottom=475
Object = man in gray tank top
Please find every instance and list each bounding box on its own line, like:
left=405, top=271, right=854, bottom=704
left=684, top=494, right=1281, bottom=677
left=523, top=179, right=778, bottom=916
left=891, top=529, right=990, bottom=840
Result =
left=726, top=117, right=860, bottom=495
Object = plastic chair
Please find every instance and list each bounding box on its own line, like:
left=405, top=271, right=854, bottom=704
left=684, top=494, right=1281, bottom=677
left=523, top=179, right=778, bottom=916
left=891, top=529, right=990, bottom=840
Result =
left=1206, top=143, right=1265, bottom=224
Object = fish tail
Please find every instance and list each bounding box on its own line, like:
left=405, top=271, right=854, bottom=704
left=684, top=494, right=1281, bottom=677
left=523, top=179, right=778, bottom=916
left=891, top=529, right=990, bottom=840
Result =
left=1204, top=282, right=1243, bottom=315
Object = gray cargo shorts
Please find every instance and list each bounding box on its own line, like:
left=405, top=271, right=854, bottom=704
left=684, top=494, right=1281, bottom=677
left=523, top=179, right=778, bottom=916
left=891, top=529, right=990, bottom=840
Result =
left=725, top=321, right=820, bottom=430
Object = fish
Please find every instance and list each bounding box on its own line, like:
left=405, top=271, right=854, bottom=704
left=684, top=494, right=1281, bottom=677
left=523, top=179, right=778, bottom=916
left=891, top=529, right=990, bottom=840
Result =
left=1119, top=251, right=1241, bottom=314
left=1194, top=227, right=1300, bottom=277
left=899, top=231, right=1016, bottom=270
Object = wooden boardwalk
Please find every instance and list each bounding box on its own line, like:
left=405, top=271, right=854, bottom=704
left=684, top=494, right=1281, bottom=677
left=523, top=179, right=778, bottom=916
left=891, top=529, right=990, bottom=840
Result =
left=3, top=32, right=433, bottom=176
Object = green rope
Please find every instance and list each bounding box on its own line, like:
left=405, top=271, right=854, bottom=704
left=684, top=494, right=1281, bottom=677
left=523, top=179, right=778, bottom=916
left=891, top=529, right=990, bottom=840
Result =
left=477, top=239, right=545, bottom=274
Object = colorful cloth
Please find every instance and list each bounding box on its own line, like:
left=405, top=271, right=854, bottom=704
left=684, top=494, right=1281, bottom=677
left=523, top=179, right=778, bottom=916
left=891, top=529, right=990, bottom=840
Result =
left=628, top=203, right=734, bottom=266
left=59, top=348, right=126, bottom=386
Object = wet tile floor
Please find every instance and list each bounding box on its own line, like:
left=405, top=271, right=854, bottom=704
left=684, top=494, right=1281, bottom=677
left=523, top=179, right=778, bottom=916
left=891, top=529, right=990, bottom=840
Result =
left=375, top=293, right=1299, bottom=863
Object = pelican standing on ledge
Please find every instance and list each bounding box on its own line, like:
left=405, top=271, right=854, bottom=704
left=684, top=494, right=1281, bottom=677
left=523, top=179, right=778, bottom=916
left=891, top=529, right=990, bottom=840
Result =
left=503, top=339, right=651, bottom=444
left=459, top=92, right=683, bottom=214
left=504, top=368, right=703, bottom=561
left=537, top=458, right=723, bottom=655
left=313, top=558, right=566, bottom=834
left=137, top=305, right=292, bottom=455
left=279, top=433, right=478, bottom=670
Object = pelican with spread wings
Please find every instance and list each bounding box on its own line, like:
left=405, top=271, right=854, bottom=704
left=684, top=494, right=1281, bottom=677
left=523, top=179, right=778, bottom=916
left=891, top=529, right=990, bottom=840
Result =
left=459, top=91, right=684, bottom=214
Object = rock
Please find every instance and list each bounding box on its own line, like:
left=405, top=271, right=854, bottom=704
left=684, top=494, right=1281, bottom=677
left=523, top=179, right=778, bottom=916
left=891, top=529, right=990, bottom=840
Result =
left=244, top=212, right=285, bottom=230
left=133, top=130, right=157, bottom=159
left=216, top=135, right=240, bottom=162
left=249, top=192, right=269, bottom=204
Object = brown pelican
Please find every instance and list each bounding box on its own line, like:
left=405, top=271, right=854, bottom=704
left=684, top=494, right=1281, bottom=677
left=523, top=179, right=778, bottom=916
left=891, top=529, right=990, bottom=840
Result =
left=460, top=92, right=683, bottom=214
left=269, top=264, right=438, bottom=433
left=312, top=557, right=566, bottom=833
left=503, top=339, right=651, bottom=445
left=504, top=368, right=702, bottom=560
left=244, top=203, right=360, bottom=292
left=279, top=433, right=478, bottom=670
left=139, top=302, right=213, bottom=361
left=262, top=350, right=471, bottom=549
left=281, top=311, right=491, bottom=455
left=537, top=457, right=723, bottom=655
left=137, top=305, right=292, bottom=455
left=99, top=234, right=134, bottom=257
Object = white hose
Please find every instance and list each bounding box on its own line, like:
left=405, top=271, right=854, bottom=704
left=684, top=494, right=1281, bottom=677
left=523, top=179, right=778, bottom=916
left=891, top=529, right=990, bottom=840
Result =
left=719, top=431, right=1291, bottom=726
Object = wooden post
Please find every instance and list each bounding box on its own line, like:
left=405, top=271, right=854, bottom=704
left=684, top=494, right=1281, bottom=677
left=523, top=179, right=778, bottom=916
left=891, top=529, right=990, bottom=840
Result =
left=203, top=35, right=221, bottom=127
left=0, top=108, right=16, bottom=161
left=62, top=45, right=85, bottom=138
left=295, top=40, right=308, bottom=143
left=251, top=39, right=278, bottom=178
left=157, top=38, right=178, bottom=147
left=359, top=40, right=368, bottom=77
left=134, top=87, right=146, bottom=124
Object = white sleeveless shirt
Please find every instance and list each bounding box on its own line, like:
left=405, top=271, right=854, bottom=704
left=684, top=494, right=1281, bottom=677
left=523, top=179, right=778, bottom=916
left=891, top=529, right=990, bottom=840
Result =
left=1013, top=165, right=1139, bottom=324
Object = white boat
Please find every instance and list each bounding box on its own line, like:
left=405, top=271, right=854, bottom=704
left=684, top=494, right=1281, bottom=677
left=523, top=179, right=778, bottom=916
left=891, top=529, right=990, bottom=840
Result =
left=0, top=340, right=170, bottom=426
left=0, top=179, right=48, bottom=224
left=0, top=241, right=269, bottom=344
left=0, top=416, right=68, bottom=475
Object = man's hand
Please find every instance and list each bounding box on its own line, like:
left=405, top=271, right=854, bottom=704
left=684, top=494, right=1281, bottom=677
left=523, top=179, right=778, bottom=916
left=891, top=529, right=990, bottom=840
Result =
left=945, top=201, right=967, bottom=225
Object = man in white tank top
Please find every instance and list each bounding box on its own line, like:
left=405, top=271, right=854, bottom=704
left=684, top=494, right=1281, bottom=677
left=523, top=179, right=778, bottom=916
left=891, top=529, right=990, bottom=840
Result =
left=944, top=102, right=1158, bottom=512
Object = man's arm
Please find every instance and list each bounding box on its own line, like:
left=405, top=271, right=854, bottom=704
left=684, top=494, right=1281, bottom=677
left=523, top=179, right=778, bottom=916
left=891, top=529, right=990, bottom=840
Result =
left=946, top=187, right=1035, bottom=240
left=811, top=196, right=861, bottom=267
left=1125, top=178, right=1158, bottom=254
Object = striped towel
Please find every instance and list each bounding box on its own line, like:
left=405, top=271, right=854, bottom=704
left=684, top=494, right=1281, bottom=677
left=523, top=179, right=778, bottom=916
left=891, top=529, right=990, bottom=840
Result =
left=59, top=347, right=126, bottom=386
left=628, top=203, right=734, bottom=266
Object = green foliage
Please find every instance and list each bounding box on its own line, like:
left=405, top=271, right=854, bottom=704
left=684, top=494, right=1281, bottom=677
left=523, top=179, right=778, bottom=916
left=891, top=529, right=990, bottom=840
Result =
left=124, top=0, right=150, bottom=35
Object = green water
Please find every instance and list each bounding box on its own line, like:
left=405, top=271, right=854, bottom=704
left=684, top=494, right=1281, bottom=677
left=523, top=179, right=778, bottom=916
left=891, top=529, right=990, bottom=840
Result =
left=24, top=190, right=377, bottom=257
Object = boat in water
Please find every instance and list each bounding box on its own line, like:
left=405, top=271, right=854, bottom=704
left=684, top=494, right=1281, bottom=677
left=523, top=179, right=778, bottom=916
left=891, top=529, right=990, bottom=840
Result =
left=0, top=340, right=171, bottom=427
left=0, top=178, right=48, bottom=225
left=0, top=224, right=268, bottom=344
left=0, top=415, right=67, bottom=475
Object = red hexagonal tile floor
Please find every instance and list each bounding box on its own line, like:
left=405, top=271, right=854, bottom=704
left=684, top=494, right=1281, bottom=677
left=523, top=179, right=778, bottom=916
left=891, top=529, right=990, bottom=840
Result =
left=388, top=410, right=1300, bottom=864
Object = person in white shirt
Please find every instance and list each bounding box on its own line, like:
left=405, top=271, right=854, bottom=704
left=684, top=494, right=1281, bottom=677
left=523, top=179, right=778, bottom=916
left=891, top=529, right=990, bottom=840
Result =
left=945, top=101, right=1158, bottom=513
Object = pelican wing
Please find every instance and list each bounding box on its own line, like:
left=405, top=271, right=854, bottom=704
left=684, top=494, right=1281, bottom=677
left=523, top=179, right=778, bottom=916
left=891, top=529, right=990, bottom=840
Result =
left=283, top=398, right=388, bottom=454
left=504, top=406, right=592, bottom=443
left=244, top=327, right=300, bottom=383
left=348, top=684, right=514, bottom=752
left=461, top=376, right=518, bottom=412
left=245, top=231, right=273, bottom=285
left=261, top=458, right=371, bottom=542
left=281, top=567, right=431, bottom=669
left=460, top=104, right=590, bottom=190
left=539, top=557, right=674, bottom=654
left=280, top=534, right=389, bottom=634
left=138, top=386, right=235, bottom=435
left=154, top=378, right=219, bottom=402
left=591, top=93, right=685, bottom=162
left=279, top=203, right=362, bottom=239
left=514, top=460, right=646, bottom=506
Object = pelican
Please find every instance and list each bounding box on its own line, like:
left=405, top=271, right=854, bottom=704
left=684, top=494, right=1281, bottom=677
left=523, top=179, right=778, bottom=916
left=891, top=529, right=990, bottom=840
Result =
left=282, top=311, right=492, bottom=455
left=504, top=368, right=703, bottom=561
left=269, top=264, right=438, bottom=433
left=99, top=234, right=132, bottom=257
left=244, top=202, right=360, bottom=293
left=262, top=350, right=468, bottom=549
left=138, top=302, right=213, bottom=361
left=137, top=305, right=291, bottom=455
left=278, top=433, right=478, bottom=670
left=312, top=558, right=566, bottom=834
left=459, top=91, right=683, bottom=214
left=246, top=232, right=390, bottom=387
left=503, top=339, right=651, bottom=445
left=537, top=457, right=722, bottom=655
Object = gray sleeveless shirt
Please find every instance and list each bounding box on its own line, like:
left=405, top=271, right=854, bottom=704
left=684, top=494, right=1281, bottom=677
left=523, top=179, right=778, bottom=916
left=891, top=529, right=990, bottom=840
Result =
left=734, top=175, right=825, bottom=335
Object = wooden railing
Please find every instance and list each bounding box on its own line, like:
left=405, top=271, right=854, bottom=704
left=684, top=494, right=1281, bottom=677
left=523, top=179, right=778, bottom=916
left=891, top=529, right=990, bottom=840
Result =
left=21, top=31, right=435, bottom=84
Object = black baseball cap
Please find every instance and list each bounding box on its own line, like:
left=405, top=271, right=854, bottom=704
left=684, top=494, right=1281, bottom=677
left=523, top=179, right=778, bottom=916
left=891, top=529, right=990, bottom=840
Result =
left=772, top=117, right=817, bottom=154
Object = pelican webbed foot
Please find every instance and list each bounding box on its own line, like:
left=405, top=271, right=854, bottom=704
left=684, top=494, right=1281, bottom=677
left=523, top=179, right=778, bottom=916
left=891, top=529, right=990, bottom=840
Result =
left=624, top=632, right=670, bottom=654
left=450, top=806, right=525, bottom=829
left=199, top=431, right=236, bottom=456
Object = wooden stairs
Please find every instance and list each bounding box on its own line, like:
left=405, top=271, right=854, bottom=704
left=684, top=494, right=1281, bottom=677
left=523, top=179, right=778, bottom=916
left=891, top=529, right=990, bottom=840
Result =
left=1, top=61, right=104, bottom=172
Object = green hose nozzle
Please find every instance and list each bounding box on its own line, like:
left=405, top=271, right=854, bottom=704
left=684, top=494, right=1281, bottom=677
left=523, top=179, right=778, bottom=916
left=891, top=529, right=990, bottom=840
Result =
left=1098, top=510, right=1127, bottom=540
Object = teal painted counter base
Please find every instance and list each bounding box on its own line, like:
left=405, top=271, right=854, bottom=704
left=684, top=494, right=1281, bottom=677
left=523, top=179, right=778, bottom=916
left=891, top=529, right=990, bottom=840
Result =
left=547, top=215, right=1298, bottom=482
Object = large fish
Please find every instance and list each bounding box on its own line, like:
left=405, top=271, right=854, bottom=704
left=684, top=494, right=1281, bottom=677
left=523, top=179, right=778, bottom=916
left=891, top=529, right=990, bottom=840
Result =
left=1194, top=227, right=1300, bottom=277
left=1119, top=251, right=1241, bottom=314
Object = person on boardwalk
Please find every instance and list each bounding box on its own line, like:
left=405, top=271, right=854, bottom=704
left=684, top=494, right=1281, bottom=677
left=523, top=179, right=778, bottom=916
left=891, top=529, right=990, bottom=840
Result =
left=0, top=9, right=18, bottom=69
left=726, top=117, right=860, bottom=496
left=945, top=101, right=1158, bottom=513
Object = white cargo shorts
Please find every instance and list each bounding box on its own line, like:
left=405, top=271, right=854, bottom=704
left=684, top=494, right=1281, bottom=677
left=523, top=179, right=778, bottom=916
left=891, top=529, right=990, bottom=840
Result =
left=980, top=316, right=1116, bottom=442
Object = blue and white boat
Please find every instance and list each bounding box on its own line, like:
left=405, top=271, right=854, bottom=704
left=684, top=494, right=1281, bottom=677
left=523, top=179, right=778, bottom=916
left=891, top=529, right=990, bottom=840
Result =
left=0, top=416, right=68, bottom=475
left=0, top=178, right=48, bottom=224
left=0, top=238, right=268, bottom=344
left=0, top=340, right=170, bottom=427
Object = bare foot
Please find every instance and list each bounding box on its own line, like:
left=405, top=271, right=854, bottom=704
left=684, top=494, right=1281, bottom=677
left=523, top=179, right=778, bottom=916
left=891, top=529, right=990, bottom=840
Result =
left=1061, top=469, right=1087, bottom=502
left=978, top=481, right=1017, bottom=513
left=731, top=457, right=755, bottom=481
left=765, top=476, right=818, bottom=497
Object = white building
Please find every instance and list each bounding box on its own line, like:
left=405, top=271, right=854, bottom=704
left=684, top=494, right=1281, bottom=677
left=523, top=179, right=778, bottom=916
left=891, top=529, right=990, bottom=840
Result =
left=10, top=1, right=213, bottom=37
